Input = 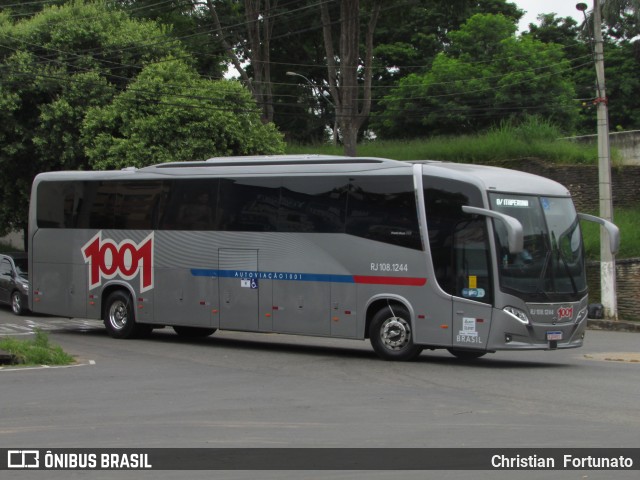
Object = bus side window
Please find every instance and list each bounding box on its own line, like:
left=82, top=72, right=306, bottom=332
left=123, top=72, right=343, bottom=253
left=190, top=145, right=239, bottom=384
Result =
left=177, top=192, right=214, bottom=229
left=218, top=178, right=280, bottom=232
left=279, top=177, right=348, bottom=233
left=159, top=179, right=218, bottom=230
left=346, top=176, right=421, bottom=250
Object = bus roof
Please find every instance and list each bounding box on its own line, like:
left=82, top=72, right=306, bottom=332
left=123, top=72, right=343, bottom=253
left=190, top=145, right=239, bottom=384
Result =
left=138, top=154, right=408, bottom=176
left=33, top=155, right=570, bottom=197
left=414, top=160, right=571, bottom=197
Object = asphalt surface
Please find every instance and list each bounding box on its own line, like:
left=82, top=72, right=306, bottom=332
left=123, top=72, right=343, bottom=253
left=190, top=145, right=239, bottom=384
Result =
left=1, top=309, right=639, bottom=480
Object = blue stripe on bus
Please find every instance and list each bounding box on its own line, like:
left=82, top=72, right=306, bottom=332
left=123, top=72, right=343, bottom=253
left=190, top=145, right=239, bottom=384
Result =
left=190, top=269, right=426, bottom=286
left=190, top=269, right=353, bottom=283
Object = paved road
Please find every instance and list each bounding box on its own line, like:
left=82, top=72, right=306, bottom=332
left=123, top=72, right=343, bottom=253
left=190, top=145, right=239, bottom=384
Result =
left=1, top=306, right=639, bottom=480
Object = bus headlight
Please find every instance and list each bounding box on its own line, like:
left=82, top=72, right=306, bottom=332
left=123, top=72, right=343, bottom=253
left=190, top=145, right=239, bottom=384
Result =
left=503, top=306, right=530, bottom=325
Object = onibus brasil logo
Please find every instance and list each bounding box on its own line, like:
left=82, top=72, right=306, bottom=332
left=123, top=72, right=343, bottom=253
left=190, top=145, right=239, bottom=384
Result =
left=81, top=231, right=154, bottom=292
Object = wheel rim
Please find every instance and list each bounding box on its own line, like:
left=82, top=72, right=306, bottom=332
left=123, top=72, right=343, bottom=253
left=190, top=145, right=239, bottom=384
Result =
left=11, top=292, right=21, bottom=314
left=379, top=316, right=411, bottom=351
left=108, top=300, right=129, bottom=331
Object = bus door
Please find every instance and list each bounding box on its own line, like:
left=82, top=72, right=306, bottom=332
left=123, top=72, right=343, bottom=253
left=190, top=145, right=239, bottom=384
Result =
left=219, top=249, right=259, bottom=331
left=424, top=178, right=493, bottom=350
left=449, top=216, right=492, bottom=350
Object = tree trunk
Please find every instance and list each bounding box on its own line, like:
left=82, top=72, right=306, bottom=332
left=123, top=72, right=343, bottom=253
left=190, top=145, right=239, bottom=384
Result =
left=320, top=0, right=380, bottom=157
left=207, top=0, right=275, bottom=123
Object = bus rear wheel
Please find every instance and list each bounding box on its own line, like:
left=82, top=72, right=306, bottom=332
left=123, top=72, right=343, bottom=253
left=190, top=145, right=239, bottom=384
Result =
left=104, top=291, right=151, bottom=339
left=173, top=326, right=216, bottom=338
left=369, top=305, right=423, bottom=361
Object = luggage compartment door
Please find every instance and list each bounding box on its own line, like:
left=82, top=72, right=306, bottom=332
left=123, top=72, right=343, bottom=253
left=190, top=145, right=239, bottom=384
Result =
left=219, top=249, right=259, bottom=332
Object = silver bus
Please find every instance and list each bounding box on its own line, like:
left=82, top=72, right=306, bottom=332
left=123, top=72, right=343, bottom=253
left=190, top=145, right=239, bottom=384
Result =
left=28, top=155, right=619, bottom=361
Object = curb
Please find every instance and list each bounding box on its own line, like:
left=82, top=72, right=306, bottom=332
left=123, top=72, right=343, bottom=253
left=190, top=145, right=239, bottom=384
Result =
left=587, top=319, right=640, bottom=333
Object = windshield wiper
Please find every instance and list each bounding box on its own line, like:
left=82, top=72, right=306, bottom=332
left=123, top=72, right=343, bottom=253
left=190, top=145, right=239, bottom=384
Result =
left=536, top=229, right=553, bottom=296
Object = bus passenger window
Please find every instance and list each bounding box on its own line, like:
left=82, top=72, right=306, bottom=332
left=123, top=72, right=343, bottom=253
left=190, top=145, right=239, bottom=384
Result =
left=347, top=176, right=421, bottom=250
left=177, top=192, right=214, bottom=229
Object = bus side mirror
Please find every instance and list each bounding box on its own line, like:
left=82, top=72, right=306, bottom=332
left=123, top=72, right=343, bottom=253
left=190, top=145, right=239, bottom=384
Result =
left=462, top=206, right=524, bottom=254
left=578, top=213, right=620, bottom=255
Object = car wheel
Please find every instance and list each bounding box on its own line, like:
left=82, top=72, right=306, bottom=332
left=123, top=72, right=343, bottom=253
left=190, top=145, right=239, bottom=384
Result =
left=11, top=291, right=24, bottom=316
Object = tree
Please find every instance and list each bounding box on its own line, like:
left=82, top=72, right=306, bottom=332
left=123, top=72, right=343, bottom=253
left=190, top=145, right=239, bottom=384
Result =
left=599, top=1, right=640, bottom=129
left=203, top=0, right=279, bottom=122
left=114, top=0, right=227, bottom=78
left=0, top=1, right=184, bottom=236
left=372, top=0, right=523, bottom=86
left=601, top=0, right=640, bottom=24
left=82, top=59, right=284, bottom=170
left=0, top=0, right=66, bottom=18
left=320, top=0, right=381, bottom=156
left=372, top=14, right=578, bottom=138
left=0, top=1, right=283, bottom=237
left=275, top=0, right=523, bottom=147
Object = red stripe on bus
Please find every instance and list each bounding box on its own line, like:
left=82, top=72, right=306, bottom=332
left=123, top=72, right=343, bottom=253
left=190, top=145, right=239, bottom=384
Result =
left=353, top=276, right=427, bottom=286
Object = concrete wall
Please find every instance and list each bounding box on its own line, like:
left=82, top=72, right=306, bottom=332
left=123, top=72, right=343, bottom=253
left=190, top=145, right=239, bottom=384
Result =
left=565, top=129, right=640, bottom=165
left=0, top=231, right=24, bottom=251
left=587, top=259, right=640, bottom=321
left=499, top=158, right=640, bottom=212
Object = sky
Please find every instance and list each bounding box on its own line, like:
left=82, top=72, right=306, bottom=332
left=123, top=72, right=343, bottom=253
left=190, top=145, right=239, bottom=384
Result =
left=514, top=0, right=586, bottom=31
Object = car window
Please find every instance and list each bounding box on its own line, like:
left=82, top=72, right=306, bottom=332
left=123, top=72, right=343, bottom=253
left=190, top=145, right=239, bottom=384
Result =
left=0, top=259, right=12, bottom=276
left=12, top=258, right=28, bottom=277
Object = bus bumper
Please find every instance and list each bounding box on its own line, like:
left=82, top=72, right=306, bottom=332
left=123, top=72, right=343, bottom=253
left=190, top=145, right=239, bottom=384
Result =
left=486, top=306, right=588, bottom=351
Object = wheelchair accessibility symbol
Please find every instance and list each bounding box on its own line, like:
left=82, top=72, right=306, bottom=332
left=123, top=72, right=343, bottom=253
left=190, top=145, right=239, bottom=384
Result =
left=240, top=278, right=259, bottom=289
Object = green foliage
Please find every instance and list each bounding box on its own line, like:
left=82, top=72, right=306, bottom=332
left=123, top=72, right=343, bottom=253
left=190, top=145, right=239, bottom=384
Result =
left=0, top=1, right=186, bottom=235
left=82, top=59, right=284, bottom=169
left=601, top=40, right=640, bottom=131
left=0, top=0, right=284, bottom=235
left=372, top=14, right=579, bottom=138
left=287, top=118, right=598, bottom=165
left=114, top=0, right=227, bottom=78
left=581, top=206, right=640, bottom=261
left=0, top=329, right=74, bottom=366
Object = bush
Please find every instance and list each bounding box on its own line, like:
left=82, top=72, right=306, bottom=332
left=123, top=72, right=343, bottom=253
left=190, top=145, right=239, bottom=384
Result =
left=0, top=329, right=74, bottom=366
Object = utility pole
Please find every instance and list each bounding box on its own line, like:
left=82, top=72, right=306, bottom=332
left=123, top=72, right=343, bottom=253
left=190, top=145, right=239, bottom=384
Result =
left=577, top=1, right=618, bottom=319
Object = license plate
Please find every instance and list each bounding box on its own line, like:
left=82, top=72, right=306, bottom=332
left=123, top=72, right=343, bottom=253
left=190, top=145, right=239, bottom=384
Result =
left=546, top=331, right=563, bottom=341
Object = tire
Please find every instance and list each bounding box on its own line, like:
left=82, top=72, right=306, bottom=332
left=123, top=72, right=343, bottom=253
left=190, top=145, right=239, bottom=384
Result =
left=369, top=305, right=423, bottom=361
left=11, top=291, right=24, bottom=316
left=173, top=326, right=216, bottom=338
left=447, top=348, right=487, bottom=360
left=103, top=290, right=151, bottom=339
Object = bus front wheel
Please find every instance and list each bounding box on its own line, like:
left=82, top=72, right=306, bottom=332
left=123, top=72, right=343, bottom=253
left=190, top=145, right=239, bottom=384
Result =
left=369, top=306, right=423, bottom=361
left=104, top=291, right=151, bottom=339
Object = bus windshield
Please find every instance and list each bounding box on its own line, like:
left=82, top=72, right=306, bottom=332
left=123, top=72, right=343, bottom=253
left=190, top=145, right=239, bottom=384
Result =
left=489, top=193, right=587, bottom=302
